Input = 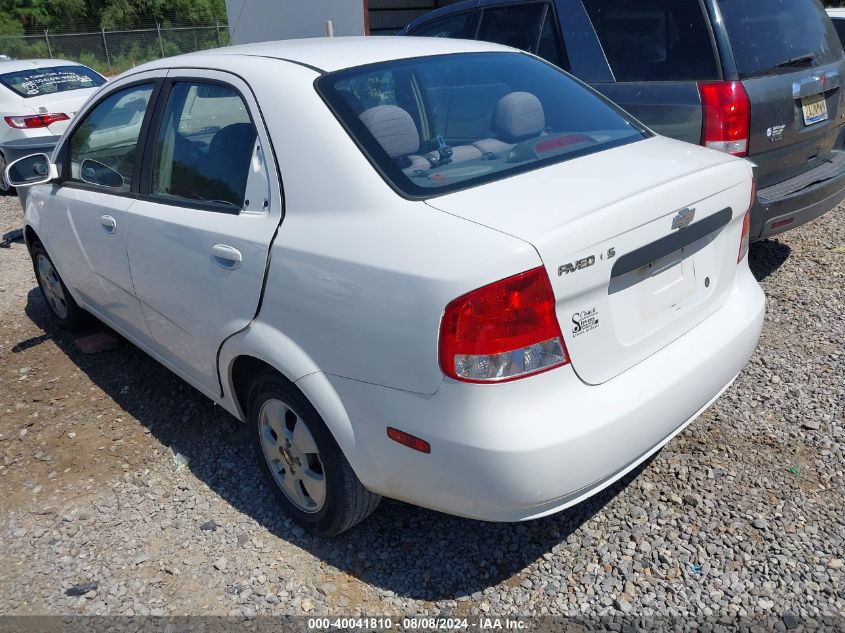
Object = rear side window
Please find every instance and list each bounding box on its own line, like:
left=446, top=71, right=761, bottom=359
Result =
left=717, top=0, right=843, bottom=79
left=408, top=11, right=473, bottom=38
left=582, top=0, right=720, bottom=82
left=317, top=52, right=648, bottom=198
left=477, top=3, right=569, bottom=70
left=151, top=82, right=257, bottom=210
left=0, top=65, right=105, bottom=98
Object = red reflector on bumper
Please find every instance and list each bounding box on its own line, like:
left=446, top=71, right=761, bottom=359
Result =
left=387, top=427, right=431, bottom=453
left=770, top=218, right=794, bottom=230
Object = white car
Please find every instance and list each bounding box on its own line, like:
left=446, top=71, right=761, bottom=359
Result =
left=0, top=59, right=106, bottom=189
left=7, top=37, right=765, bottom=536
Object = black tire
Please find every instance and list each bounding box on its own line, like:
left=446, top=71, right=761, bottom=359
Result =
left=247, top=371, right=380, bottom=537
left=30, top=242, right=89, bottom=330
left=0, top=151, right=16, bottom=196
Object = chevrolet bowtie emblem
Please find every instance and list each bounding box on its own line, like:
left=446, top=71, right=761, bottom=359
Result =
left=671, top=207, right=695, bottom=230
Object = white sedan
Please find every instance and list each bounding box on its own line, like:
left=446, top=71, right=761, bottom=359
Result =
left=7, top=37, right=765, bottom=536
left=0, top=58, right=106, bottom=189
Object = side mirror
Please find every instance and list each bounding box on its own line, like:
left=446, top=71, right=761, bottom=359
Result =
left=5, top=153, right=57, bottom=187
left=80, top=159, right=123, bottom=188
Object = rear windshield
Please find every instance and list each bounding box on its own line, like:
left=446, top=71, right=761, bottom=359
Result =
left=717, top=0, right=843, bottom=79
left=316, top=52, right=648, bottom=198
left=0, top=65, right=105, bottom=98
left=583, top=0, right=720, bottom=82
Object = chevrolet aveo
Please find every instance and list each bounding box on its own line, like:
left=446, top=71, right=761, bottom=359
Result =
left=7, top=38, right=765, bottom=536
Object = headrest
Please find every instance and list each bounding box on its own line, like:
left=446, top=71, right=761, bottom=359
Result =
left=359, top=105, right=419, bottom=158
left=210, top=123, right=256, bottom=155
left=493, top=92, right=545, bottom=141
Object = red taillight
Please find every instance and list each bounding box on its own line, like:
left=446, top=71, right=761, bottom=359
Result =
left=439, top=267, right=569, bottom=383
left=4, top=113, right=70, bottom=129
left=386, top=427, right=431, bottom=453
left=699, top=81, right=750, bottom=157
left=738, top=178, right=756, bottom=263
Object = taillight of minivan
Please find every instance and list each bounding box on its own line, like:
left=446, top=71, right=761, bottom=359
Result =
left=699, top=81, right=751, bottom=157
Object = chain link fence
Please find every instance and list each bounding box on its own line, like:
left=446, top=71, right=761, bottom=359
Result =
left=0, top=23, right=229, bottom=76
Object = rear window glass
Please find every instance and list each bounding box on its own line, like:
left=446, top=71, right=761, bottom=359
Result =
left=0, top=65, right=105, bottom=98
left=583, top=0, right=720, bottom=82
left=717, top=0, right=843, bottom=79
left=316, top=52, right=648, bottom=198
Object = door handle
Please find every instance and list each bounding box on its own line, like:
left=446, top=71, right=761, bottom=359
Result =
left=100, top=215, right=116, bottom=234
left=212, top=244, right=242, bottom=269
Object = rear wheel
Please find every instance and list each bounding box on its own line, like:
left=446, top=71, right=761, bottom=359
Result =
left=30, top=242, right=88, bottom=330
left=248, top=372, right=380, bottom=536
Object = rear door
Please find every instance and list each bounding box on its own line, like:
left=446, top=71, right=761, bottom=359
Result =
left=578, top=0, right=721, bottom=145
left=716, top=0, right=845, bottom=189
left=125, top=70, right=281, bottom=394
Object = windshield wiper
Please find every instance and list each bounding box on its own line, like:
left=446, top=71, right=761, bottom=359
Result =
left=774, top=53, right=816, bottom=69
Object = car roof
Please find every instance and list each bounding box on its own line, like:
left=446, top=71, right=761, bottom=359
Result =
left=827, top=8, right=845, bottom=18
left=0, top=59, right=85, bottom=74
left=134, top=36, right=515, bottom=74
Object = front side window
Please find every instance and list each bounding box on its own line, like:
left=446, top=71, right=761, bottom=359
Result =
left=150, top=82, right=256, bottom=210
left=1, top=65, right=105, bottom=98
left=477, top=3, right=569, bottom=69
left=317, top=52, right=648, bottom=198
left=68, top=83, right=154, bottom=192
left=582, top=0, right=720, bottom=82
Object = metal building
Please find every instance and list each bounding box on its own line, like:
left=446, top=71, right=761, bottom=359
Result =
left=367, top=0, right=464, bottom=35
left=225, top=0, right=463, bottom=44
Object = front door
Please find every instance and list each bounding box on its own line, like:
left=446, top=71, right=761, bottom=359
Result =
left=43, top=78, right=160, bottom=342
left=125, top=70, right=282, bottom=394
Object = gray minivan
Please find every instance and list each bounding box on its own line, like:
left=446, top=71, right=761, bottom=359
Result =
left=402, top=0, right=845, bottom=241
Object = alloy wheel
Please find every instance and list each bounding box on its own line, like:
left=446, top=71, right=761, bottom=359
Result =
left=258, top=398, right=326, bottom=513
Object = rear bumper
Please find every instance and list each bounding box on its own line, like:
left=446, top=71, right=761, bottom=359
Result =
left=317, top=267, right=765, bottom=522
left=751, top=150, right=845, bottom=241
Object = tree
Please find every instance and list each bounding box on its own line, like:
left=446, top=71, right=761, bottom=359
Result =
left=0, top=0, right=227, bottom=33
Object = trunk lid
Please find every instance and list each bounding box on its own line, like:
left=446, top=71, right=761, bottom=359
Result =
left=18, top=89, right=98, bottom=135
left=427, top=136, right=753, bottom=384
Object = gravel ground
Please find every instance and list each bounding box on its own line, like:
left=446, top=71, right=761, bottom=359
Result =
left=0, top=192, right=843, bottom=623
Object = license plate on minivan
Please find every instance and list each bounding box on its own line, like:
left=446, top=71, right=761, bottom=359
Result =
left=801, top=93, right=828, bottom=126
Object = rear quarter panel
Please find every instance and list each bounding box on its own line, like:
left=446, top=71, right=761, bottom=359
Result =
left=224, top=58, right=540, bottom=396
